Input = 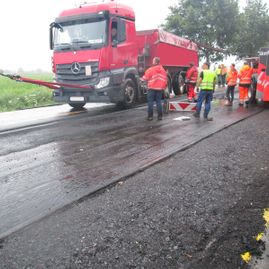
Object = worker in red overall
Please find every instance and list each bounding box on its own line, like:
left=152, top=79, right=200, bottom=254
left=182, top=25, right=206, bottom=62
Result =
left=238, top=62, right=253, bottom=106
left=142, top=57, right=167, bottom=120
left=185, top=62, right=198, bottom=102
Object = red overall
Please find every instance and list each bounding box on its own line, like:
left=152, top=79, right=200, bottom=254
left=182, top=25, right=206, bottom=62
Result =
left=186, top=66, right=198, bottom=101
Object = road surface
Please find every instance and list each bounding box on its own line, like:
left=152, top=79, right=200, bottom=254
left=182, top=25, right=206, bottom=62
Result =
left=0, top=95, right=268, bottom=268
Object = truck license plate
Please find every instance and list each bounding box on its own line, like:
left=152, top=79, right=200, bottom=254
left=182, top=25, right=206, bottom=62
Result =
left=85, top=65, right=92, bottom=76
left=70, top=96, right=85, bottom=102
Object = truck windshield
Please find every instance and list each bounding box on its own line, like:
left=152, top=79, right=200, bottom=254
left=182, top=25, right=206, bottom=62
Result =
left=54, top=19, right=107, bottom=50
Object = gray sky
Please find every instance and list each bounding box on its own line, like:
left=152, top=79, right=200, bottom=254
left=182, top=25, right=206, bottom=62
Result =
left=0, top=0, right=245, bottom=71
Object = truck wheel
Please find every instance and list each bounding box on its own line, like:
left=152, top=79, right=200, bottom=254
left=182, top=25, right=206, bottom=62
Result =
left=117, top=78, right=137, bottom=109
left=164, top=77, right=172, bottom=97
left=182, top=84, right=188, bottom=94
left=165, top=77, right=172, bottom=93
left=172, top=72, right=184, bottom=96
left=68, top=102, right=86, bottom=109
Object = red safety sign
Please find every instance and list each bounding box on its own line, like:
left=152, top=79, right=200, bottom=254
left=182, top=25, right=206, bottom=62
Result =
left=169, top=101, right=197, bottom=112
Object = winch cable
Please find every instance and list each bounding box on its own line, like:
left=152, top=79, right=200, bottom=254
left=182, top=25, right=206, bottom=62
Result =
left=0, top=71, right=94, bottom=90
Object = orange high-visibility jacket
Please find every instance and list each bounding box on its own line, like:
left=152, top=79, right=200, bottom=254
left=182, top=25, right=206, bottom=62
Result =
left=186, top=66, right=198, bottom=84
left=226, top=69, right=238, bottom=86
left=142, top=65, right=167, bottom=90
left=238, top=65, right=253, bottom=85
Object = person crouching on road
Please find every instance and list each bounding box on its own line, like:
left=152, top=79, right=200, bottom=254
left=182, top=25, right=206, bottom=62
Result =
left=186, top=62, right=198, bottom=102
left=238, top=62, right=253, bottom=106
left=193, top=62, right=216, bottom=121
left=225, top=63, right=238, bottom=106
left=142, top=57, right=167, bottom=121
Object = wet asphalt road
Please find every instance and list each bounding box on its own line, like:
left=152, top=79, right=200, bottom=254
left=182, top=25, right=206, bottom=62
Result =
left=0, top=96, right=268, bottom=268
left=0, top=95, right=261, bottom=239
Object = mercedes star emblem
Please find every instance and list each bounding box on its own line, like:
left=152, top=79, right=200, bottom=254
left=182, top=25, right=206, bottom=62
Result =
left=71, top=62, right=81, bottom=75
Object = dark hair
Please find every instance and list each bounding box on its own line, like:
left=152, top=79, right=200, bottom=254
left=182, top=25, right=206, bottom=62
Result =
left=153, top=57, right=160, bottom=65
left=231, top=63, right=235, bottom=67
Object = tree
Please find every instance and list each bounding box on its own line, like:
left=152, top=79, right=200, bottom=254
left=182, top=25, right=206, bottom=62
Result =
left=162, top=0, right=240, bottom=62
left=232, top=0, right=269, bottom=58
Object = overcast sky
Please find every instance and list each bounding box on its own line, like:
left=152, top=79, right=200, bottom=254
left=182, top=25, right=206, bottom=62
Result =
left=0, top=0, right=245, bottom=72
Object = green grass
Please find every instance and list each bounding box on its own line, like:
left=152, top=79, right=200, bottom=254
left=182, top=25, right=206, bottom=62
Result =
left=0, top=73, right=57, bottom=112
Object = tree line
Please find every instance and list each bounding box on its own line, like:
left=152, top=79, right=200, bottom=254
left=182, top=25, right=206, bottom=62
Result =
left=163, top=0, right=269, bottom=62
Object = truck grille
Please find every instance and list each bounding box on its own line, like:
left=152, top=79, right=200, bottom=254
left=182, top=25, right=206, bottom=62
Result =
left=56, top=61, right=99, bottom=85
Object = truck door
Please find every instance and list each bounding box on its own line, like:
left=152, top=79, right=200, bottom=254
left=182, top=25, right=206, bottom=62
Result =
left=109, top=18, right=136, bottom=71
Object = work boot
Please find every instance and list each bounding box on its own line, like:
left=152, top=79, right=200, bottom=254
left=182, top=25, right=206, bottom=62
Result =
left=157, top=113, right=163, bottom=120
left=204, top=114, right=213, bottom=121
left=204, top=117, right=213, bottom=121
left=225, top=101, right=233, bottom=106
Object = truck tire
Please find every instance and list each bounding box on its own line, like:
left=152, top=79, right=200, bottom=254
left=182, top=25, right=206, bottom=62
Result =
left=68, top=102, right=86, bottom=109
left=172, top=72, right=184, bottom=96
left=165, top=77, right=172, bottom=96
left=182, top=84, right=188, bottom=94
left=117, top=78, right=137, bottom=109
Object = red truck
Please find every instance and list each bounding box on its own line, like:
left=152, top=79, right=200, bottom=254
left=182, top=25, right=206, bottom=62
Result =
left=256, top=47, right=269, bottom=104
left=245, top=48, right=269, bottom=105
left=49, top=1, right=198, bottom=108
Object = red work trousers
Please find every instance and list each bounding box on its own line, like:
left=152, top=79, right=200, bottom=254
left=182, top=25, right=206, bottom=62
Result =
left=187, top=83, right=197, bottom=101
left=239, top=84, right=250, bottom=104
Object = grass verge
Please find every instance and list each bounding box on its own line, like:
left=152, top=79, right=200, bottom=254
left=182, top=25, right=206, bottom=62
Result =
left=0, top=73, right=57, bottom=112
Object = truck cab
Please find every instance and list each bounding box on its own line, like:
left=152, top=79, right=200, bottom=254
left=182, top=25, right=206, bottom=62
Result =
left=50, top=2, right=139, bottom=108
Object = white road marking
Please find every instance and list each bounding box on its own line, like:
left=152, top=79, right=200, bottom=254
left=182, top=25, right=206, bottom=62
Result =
left=173, top=116, right=191, bottom=121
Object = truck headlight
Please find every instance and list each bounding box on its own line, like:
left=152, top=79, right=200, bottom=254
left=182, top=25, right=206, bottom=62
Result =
left=95, top=77, right=110, bottom=89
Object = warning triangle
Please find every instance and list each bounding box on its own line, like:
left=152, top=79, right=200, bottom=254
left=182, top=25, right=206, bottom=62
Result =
left=170, top=103, right=176, bottom=110
left=179, top=103, right=189, bottom=110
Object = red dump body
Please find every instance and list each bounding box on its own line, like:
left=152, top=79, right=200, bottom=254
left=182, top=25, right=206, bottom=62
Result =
left=136, top=29, right=199, bottom=68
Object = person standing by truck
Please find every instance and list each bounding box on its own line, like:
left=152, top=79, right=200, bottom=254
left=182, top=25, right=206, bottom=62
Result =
left=249, top=60, right=259, bottom=104
left=185, top=62, right=198, bottom=102
left=142, top=57, right=167, bottom=121
left=238, top=62, right=253, bottom=106
left=193, top=62, right=216, bottom=121
left=225, top=63, right=238, bottom=106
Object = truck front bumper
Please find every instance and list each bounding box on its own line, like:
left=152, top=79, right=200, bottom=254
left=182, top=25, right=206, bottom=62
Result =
left=53, top=72, right=124, bottom=104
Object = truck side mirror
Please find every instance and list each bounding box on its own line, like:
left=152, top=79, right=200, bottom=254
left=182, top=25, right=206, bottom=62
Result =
left=49, top=26, right=53, bottom=50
